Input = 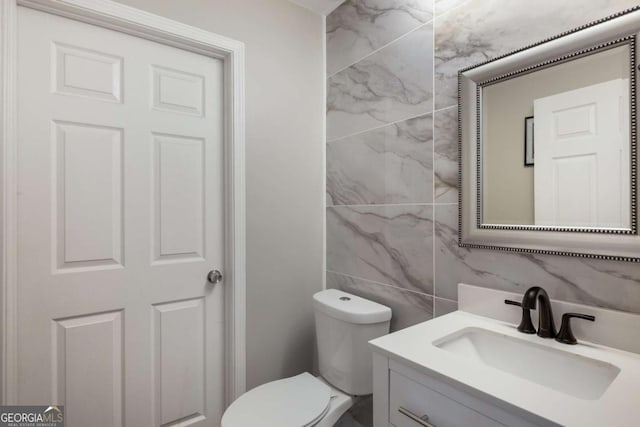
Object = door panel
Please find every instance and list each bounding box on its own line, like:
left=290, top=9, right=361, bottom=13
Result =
left=552, top=154, right=597, bottom=226
left=153, top=133, right=205, bottom=263
left=53, top=311, right=124, bottom=427
left=53, top=121, right=124, bottom=271
left=151, top=65, right=205, bottom=116
left=17, top=6, right=224, bottom=426
left=53, top=42, right=123, bottom=103
left=153, top=299, right=206, bottom=426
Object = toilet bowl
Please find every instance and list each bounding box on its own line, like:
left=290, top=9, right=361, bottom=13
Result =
left=221, top=373, right=353, bottom=427
left=221, top=289, right=392, bottom=427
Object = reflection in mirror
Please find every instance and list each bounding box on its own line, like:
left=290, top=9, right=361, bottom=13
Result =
left=481, top=44, right=633, bottom=230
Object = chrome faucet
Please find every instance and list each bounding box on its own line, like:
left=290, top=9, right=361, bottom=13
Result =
left=521, top=286, right=557, bottom=338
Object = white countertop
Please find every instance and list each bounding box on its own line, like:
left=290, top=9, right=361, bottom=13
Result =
left=369, top=310, right=640, bottom=427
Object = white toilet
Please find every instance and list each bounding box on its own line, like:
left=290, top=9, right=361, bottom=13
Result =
left=222, top=289, right=392, bottom=426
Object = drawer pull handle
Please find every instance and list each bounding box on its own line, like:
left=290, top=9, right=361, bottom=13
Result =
left=398, top=406, right=436, bottom=427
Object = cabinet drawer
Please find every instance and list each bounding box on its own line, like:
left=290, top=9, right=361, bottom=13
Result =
left=389, top=370, right=506, bottom=427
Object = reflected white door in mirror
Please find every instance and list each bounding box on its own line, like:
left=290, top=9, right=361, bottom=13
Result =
left=534, top=78, right=630, bottom=229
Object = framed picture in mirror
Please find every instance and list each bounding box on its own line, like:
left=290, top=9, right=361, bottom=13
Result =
left=524, top=116, right=534, bottom=167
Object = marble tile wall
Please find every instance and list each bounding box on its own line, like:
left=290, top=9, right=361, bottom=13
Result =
left=327, top=0, right=445, bottom=334
left=327, top=22, right=434, bottom=140
left=327, top=0, right=434, bottom=74
left=326, top=0, right=640, bottom=363
left=327, top=113, right=433, bottom=205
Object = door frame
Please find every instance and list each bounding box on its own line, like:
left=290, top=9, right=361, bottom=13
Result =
left=0, top=0, right=246, bottom=406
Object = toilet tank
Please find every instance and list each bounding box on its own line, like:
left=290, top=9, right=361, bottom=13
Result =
left=313, top=289, right=391, bottom=396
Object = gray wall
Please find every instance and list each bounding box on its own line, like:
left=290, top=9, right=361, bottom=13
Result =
left=114, top=0, right=325, bottom=390
left=326, top=0, right=640, bottom=336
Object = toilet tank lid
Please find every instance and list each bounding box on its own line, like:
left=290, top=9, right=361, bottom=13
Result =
left=313, top=289, right=392, bottom=324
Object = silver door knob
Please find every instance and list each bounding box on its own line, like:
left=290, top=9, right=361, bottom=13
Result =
left=207, top=269, right=223, bottom=284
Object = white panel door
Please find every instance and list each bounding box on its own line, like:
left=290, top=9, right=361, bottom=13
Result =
left=17, top=7, right=225, bottom=427
left=534, top=78, right=630, bottom=228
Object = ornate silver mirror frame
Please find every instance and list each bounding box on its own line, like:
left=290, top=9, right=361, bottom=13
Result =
left=458, top=7, right=640, bottom=262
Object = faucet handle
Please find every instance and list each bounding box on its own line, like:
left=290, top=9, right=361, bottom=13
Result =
left=504, top=299, right=536, bottom=334
left=555, top=312, right=595, bottom=345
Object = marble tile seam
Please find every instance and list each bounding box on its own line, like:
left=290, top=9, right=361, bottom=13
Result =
left=326, top=269, right=439, bottom=299
left=326, top=105, right=456, bottom=145
left=326, top=17, right=435, bottom=80
left=326, top=202, right=458, bottom=208
left=326, top=110, right=435, bottom=144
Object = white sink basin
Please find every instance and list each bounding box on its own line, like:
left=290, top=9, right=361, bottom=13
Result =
left=434, top=327, right=620, bottom=400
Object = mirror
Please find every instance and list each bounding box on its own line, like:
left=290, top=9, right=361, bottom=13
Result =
left=458, top=7, right=640, bottom=262
left=481, top=45, right=633, bottom=230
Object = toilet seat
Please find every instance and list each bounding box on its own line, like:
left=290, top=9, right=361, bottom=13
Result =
left=221, top=372, right=331, bottom=427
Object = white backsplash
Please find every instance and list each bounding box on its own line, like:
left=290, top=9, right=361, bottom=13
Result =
left=459, top=283, right=640, bottom=354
